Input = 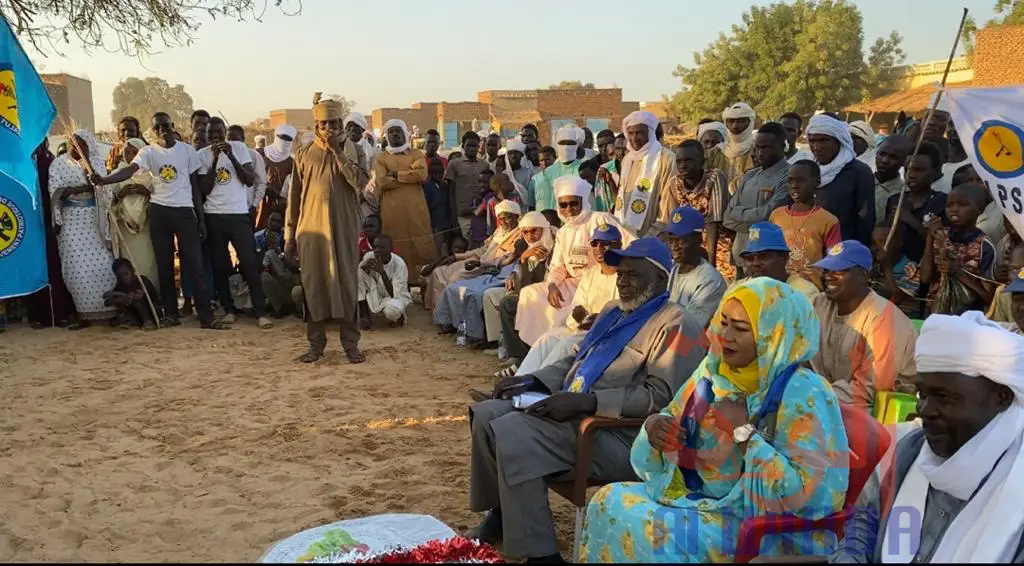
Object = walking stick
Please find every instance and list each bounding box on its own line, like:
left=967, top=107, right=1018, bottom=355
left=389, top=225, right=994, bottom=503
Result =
left=61, top=117, right=162, bottom=329
left=884, top=8, right=969, bottom=251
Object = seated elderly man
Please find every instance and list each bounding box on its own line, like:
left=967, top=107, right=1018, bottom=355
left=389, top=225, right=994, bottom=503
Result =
left=661, top=205, right=727, bottom=328
left=830, top=312, right=1024, bottom=563
left=467, top=238, right=707, bottom=563
left=728, top=221, right=820, bottom=300
left=810, top=240, right=917, bottom=411
left=510, top=222, right=623, bottom=377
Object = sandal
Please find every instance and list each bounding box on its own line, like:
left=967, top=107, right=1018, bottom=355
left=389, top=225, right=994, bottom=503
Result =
left=345, top=348, right=366, bottom=364
left=493, top=364, right=518, bottom=379
left=298, top=349, right=323, bottom=363
left=200, top=319, right=230, bottom=330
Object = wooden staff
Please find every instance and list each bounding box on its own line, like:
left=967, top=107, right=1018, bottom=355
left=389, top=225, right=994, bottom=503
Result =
left=60, top=116, right=162, bottom=329
left=884, top=7, right=970, bottom=251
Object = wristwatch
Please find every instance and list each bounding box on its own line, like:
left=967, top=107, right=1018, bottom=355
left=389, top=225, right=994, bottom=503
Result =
left=733, top=424, right=755, bottom=444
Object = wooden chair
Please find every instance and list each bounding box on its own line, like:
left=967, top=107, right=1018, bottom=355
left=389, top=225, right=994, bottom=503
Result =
left=546, top=415, right=645, bottom=562
left=733, top=405, right=892, bottom=563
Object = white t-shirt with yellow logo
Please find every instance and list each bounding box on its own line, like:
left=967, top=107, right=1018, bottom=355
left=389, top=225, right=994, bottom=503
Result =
left=132, top=142, right=201, bottom=208
left=198, top=141, right=253, bottom=215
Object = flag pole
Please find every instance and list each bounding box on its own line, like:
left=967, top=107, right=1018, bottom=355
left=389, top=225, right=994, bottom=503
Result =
left=884, top=7, right=970, bottom=251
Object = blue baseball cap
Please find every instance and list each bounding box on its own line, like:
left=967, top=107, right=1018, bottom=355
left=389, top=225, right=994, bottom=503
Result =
left=662, top=205, right=704, bottom=237
left=591, top=221, right=623, bottom=243
left=812, top=240, right=873, bottom=271
left=604, top=237, right=673, bottom=275
left=1004, top=268, right=1024, bottom=293
left=741, top=222, right=790, bottom=256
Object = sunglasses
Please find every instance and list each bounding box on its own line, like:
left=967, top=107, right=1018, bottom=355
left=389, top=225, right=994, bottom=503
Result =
left=590, top=240, right=616, bottom=247
left=558, top=200, right=581, bottom=209
left=278, top=134, right=294, bottom=142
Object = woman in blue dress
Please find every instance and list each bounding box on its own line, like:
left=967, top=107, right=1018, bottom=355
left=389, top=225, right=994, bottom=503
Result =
left=581, top=277, right=850, bottom=563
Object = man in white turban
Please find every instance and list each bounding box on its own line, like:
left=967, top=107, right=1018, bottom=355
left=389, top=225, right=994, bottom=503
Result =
left=502, top=136, right=534, bottom=205
left=718, top=102, right=757, bottom=192
left=697, top=121, right=727, bottom=152
left=806, top=113, right=875, bottom=245
left=614, top=110, right=675, bottom=237
left=514, top=176, right=631, bottom=346
left=849, top=120, right=878, bottom=172
left=831, top=311, right=1024, bottom=563
left=529, top=124, right=584, bottom=213
left=254, top=135, right=267, bottom=150
left=256, top=123, right=297, bottom=228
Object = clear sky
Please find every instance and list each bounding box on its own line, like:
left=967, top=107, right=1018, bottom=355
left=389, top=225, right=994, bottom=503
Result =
left=30, top=0, right=992, bottom=130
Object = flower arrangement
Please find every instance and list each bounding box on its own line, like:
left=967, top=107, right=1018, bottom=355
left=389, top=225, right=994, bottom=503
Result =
left=310, top=536, right=502, bottom=564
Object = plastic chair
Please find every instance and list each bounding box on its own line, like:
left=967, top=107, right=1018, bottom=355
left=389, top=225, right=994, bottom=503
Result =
left=733, top=405, right=892, bottom=563
left=910, top=319, right=924, bottom=334
left=875, top=392, right=918, bottom=425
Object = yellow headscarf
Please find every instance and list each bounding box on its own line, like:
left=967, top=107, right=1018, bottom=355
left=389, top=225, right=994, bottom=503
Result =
left=718, top=286, right=762, bottom=394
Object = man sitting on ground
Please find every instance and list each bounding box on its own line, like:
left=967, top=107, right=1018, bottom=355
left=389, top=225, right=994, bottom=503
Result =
left=104, top=259, right=161, bottom=330
left=357, top=234, right=411, bottom=329
left=256, top=210, right=301, bottom=318
left=661, top=205, right=727, bottom=328
left=810, top=240, right=917, bottom=411
left=509, top=223, right=623, bottom=377
left=830, top=311, right=1024, bottom=563
left=467, top=238, right=707, bottom=563
left=729, top=221, right=820, bottom=300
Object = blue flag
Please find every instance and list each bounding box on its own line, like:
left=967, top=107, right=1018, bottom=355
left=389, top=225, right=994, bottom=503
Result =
left=0, top=16, right=56, bottom=299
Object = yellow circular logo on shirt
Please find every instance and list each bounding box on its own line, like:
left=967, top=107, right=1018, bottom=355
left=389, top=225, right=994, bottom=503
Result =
left=974, top=120, right=1024, bottom=179
left=158, top=164, right=178, bottom=183
left=0, top=196, right=25, bottom=258
left=215, top=167, right=231, bottom=185
left=637, top=177, right=652, bottom=191
left=630, top=199, right=647, bottom=214
left=829, top=242, right=844, bottom=256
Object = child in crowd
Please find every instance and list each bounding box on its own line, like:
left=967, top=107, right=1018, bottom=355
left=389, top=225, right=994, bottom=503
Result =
left=921, top=183, right=996, bottom=315
left=995, top=216, right=1021, bottom=283
left=485, top=175, right=521, bottom=236
left=358, top=215, right=397, bottom=256
left=988, top=242, right=1024, bottom=323
left=423, top=158, right=453, bottom=254
left=769, top=160, right=841, bottom=289
left=104, top=259, right=161, bottom=330
left=470, top=169, right=494, bottom=249
left=871, top=224, right=924, bottom=319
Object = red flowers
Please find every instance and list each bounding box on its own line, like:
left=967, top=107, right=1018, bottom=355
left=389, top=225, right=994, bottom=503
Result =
left=352, top=536, right=502, bottom=564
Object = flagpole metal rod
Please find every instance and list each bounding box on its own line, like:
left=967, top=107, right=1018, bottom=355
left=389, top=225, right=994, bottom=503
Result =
left=884, top=7, right=969, bottom=251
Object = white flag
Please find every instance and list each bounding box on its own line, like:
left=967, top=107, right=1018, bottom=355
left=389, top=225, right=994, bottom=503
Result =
left=945, top=86, right=1024, bottom=239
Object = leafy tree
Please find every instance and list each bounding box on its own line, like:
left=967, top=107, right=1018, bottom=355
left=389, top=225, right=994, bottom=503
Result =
left=548, top=81, right=596, bottom=90
left=0, top=0, right=299, bottom=56
left=964, top=0, right=1024, bottom=57
left=668, top=0, right=905, bottom=122
left=111, top=77, right=194, bottom=131
left=862, top=32, right=907, bottom=101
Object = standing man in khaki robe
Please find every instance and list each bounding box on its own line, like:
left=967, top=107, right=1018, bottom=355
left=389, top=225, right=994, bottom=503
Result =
left=374, top=119, right=437, bottom=280
left=285, top=93, right=370, bottom=363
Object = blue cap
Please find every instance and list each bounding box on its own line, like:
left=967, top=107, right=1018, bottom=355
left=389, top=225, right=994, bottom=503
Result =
left=662, top=205, right=704, bottom=237
left=741, top=222, right=790, bottom=255
left=604, top=237, right=673, bottom=274
left=1004, top=268, right=1024, bottom=293
left=591, top=221, right=623, bottom=243
left=812, top=240, right=873, bottom=271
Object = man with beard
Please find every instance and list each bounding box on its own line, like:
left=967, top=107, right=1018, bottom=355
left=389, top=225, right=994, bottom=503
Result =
left=286, top=94, right=370, bottom=363
left=810, top=239, right=916, bottom=411
left=467, top=237, right=707, bottom=563
left=93, top=112, right=222, bottom=329
left=830, top=312, right=1024, bottom=563
left=613, top=111, right=675, bottom=237
left=255, top=124, right=296, bottom=228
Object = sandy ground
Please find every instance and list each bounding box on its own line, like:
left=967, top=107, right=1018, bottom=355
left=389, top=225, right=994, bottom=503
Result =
left=0, top=307, right=578, bottom=562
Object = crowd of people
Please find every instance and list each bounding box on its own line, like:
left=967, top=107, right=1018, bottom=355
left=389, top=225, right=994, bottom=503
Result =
left=4, top=90, right=1024, bottom=564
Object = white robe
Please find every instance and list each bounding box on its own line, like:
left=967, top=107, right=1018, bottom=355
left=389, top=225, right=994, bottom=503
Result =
left=516, top=265, right=619, bottom=375
left=514, top=210, right=631, bottom=346
left=357, top=252, right=411, bottom=323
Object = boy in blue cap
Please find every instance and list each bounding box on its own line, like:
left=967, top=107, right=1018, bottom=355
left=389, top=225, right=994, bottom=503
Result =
left=659, top=205, right=727, bottom=328
left=729, top=221, right=819, bottom=300
left=810, top=240, right=917, bottom=410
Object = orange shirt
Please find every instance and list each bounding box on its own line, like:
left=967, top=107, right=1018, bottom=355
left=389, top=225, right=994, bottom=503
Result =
left=769, top=205, right=841, bottom=289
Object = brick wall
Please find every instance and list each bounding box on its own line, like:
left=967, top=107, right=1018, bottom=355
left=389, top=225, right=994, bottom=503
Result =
left=41, top=73, right=94, bottom=133
left=372, top=106, right=437, bottom=134
left=437, top=102, right=489, bottom=123
left=43, top=83, right=69, bottom=135
left=621, top=101, right=640, bottom=117
left=973, top=25, right=1024, bottom=86
left=536, top=88, right=622, bottom=120
left=270, top=109, right=314, bottom=129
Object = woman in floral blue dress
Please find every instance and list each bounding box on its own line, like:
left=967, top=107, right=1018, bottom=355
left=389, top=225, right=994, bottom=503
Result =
left=581, top=277, right=850, bottom=563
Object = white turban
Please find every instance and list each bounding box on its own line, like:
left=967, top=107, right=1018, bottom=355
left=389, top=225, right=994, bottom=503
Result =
left=382, top=119, right=410, bottom=154
left=518, top=210, right=555, bottom=251
left=505, top=137, right=527, bottom=154
left=621, top=111, right=659, bottom=152
left=553, top=175, right=593, bottom=226
left=254, top=135, right=267, bottom=145
left=619, top=111, right=664, bottom=208
left=554, top=125, right=581, bottom=164
left=892, top=311, right=1024, bottom=563
left=265, top=124, right=297, bottom=163
left=805, top=114, right=855, bottom=186
left=697, top=121, right=727, bottom=144
left=494, top=199, right=522, bottom=217
left=721, top=102, right=756, bottom=159
left=344, top=112, right=368, bottom=131
left=848, top=120, right=877, bottom=171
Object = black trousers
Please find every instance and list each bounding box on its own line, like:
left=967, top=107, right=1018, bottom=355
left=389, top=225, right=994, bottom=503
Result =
left=499, top=293, right=530, bottom=360
left=149, top=203, right=213, bottom=324
left=206, top=213, right=266, bottom=317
